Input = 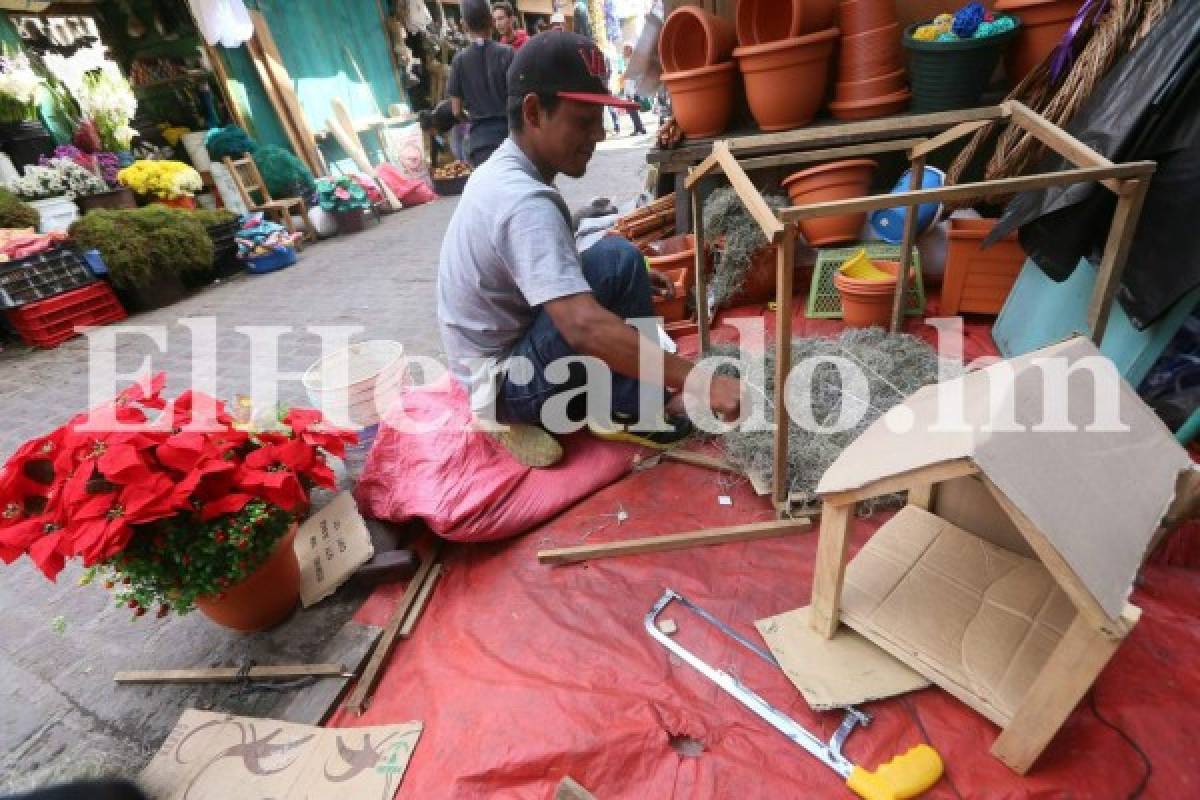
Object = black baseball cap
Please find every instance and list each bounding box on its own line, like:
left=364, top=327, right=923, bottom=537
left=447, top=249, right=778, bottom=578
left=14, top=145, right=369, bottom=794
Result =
left=507, top=31, right=638, bottom=110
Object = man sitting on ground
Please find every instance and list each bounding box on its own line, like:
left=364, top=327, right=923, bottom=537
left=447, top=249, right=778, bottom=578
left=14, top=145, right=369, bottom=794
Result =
left=437, top=32, right=742, bottom=465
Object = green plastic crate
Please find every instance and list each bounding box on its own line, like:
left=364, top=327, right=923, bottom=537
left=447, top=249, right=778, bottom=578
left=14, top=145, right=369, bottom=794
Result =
left=806, top=243, right=926, bottom=319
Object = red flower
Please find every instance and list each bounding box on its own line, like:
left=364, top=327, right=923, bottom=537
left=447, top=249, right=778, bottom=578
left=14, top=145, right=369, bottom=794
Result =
left=62, top=475, right=179, bottom=565
left=236, top=439, right=313, bottom=511
left=283, top=408, right=357, bottom=459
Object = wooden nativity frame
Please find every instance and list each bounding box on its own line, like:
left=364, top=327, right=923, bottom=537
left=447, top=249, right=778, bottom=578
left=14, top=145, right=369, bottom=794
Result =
left=683, top=102, right=1157, bottom=514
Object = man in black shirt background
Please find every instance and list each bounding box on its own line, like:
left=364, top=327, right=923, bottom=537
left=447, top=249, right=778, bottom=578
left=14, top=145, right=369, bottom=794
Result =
left=448, top=0, right=513, bottom=167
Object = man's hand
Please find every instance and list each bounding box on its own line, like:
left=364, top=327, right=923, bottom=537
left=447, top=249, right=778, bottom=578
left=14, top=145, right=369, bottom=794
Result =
left=648, top=269, right=675, bottom=300
left=667, top=370, right=742, bottom=422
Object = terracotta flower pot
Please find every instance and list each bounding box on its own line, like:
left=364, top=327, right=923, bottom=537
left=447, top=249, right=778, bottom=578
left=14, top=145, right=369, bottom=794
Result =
left=651, top=266, right=691, bottom=322
left=733, top=28, right=839, bottom=132
left=837, top=0, right=898, bottom=37
left=834, top=260, right=910, bottom=328
left=834, top=68, right=907, bottom=102
left=646, top=233, right=700, bottom=274
left=781, top=158, right=876, bottom=246
left=158, top=195, right=197, bottom=209
left=941, top=218, right=1024, bottom=315
left=829, top=88, right=911, bottom=120
left=995, top=0, right=1077, bottom=82
left=723, top=243, right=799, bottom=308
left=662, top=61, right=737, bottom=138
left=660, top=6, right=737, bottom=73
left=837, top=23, right=903, bottom=81
left=196, top=523, right=300, bottom=632
left=736, top=0, right=837, bottom=46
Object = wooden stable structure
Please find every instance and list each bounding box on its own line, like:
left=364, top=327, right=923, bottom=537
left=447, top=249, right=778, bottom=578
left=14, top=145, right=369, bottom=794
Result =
left=804, top=337, right=1195, bottom=773
left=682, top=103, right=1156, bottom=512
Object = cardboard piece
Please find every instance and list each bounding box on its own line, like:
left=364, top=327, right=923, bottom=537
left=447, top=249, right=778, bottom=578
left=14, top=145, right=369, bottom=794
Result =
left=840, top=505, right=1075, bottom=725
left=139, top=709, right=422, bottom=800
left=817, top=337, right=1193, bottom=621
left=295, top=492, right=375, bottom=608
left=756, top=606, right=930, bottom=711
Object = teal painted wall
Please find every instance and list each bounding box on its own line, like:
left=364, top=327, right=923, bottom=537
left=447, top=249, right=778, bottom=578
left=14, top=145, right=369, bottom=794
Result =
left=217, top=43, right=294, bottom=151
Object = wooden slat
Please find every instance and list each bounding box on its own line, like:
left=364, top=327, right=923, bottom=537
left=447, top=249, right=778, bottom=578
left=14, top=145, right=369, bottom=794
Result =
left=891, top=154, right=924, bottom=332
left=1087, top=178, right=1151, bottom=343
left=684, top=148, right=724, bottom=190
left=909, top=118, right=997, bottom=160
left=345, top=543, right=442, bottom=714
left=990, top=604, right=1140, bottom=774
left=663, top=448, right=740, bottom=473
left=399, top=563, right=441, bottom=637
left=979, top=475, right=1121, bottom=636
left=820, top=458, right=979, bottom=507
left=204, top=43, right=248, bottom=131
left=779, top=162, right=1158, bottom=222
left=714, top=143, right=786, bottom=243
left=245, top=37, right=308, bottom=163
left=772, top=230, right=796, bottom=508
left=908, top=483, right=935, bottom=510
left=537, top=519, right=811, bottom=565
left=808, top=502, right=854, bottom=639
left=273, top=620, right=381, bottom=725
left=692, top=189, right=710, bottom=353
left=115, top=663, right=345, bottom=685
left=1006, top=101, right=1121, bottom=193
left=700, top=138, right=927, bottom=178
left=249, top=11, right=325, bottom=175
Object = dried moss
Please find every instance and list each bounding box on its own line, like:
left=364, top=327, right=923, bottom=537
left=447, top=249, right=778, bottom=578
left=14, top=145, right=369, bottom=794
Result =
left=715, top=328, right=962, bottom=505
left=702, top=187, right=790, bottom=308
left=0, top=188, right=39, bottom=229
left=69, top=207, right=213, bottom=289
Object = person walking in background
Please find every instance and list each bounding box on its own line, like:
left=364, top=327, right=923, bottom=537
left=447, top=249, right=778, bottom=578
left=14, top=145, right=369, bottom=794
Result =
left=617, top=42, right=647, bottom=136
left=448, top=0, right=514, bottom=166
left=493, top=2, right=529, bottom=50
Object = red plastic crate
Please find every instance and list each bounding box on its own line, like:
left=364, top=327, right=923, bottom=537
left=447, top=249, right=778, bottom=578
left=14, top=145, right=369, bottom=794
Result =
left=6, top=282, right=127, bottom=348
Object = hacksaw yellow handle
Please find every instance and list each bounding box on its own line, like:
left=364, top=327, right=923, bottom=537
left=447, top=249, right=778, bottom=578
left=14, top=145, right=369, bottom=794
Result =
left=845, top=744, right=944, bottom=800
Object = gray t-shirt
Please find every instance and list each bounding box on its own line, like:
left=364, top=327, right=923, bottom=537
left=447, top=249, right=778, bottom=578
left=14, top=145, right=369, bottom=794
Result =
left=437, top=138, right=591, bottom=396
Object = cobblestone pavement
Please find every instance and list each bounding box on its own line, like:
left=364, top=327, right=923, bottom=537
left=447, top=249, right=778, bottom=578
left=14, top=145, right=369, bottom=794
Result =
left=0, top=141, right=653, bottom=792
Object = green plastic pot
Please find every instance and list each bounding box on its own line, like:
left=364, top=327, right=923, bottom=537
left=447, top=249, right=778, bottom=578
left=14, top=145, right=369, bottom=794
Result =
left=902, top=21, right=1020, bottom=113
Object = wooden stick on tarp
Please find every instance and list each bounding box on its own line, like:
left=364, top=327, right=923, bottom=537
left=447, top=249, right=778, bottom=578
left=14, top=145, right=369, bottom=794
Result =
left=115, top=663, right=346, bottom=685
left=345, top=542, right=443, bottom=714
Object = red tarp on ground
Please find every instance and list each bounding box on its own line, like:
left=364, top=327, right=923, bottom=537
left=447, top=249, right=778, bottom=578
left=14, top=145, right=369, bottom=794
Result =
left=329, top=304, right=1200, bottom=799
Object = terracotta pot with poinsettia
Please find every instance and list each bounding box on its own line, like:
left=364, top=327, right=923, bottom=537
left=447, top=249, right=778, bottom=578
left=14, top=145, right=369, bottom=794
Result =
left=0, top=374, right=355, bottom=632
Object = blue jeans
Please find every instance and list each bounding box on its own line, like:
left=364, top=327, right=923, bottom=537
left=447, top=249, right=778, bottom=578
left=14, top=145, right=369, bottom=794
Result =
left=499, top=236, right=664, bottom=425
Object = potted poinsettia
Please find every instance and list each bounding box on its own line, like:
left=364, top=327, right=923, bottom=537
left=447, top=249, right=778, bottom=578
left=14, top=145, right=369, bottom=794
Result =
left=0, top=374, right=355, bottom=632
left=316, top=175, right=371, bottom=234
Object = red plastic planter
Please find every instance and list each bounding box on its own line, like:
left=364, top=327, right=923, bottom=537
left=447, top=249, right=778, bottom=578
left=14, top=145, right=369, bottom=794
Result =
left=6, top=282, right=127, bottom=348
left=941, top=217, right=1025, bottom=315
left=995, top=0, right=1078, bottom=82
left=837, top=0, right=898, bottom=37
left=781, top=158, right=876, bottom=245
left=662, top=61, right=738, bottom=138
left=736, top=0, right=836, bottom=46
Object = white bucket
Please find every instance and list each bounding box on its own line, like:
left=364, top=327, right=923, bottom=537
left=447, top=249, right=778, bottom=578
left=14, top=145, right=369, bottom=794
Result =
left=302, top=340, right=406, bottom=430
left=30, top=195, right=79, bottom=233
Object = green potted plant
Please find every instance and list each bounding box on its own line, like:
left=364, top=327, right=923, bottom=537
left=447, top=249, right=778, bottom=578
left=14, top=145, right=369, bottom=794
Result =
left=0, top=50, right=53, bottom=171
left=0, top=374, right=355, bottom=631
left=316, top=175, right=371, bottom=233
left=68, top=207, right=213, bottom=310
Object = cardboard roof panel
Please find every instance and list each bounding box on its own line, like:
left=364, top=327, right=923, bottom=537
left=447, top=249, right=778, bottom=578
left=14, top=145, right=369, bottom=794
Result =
left=818, top=338, right=1193, bottom=620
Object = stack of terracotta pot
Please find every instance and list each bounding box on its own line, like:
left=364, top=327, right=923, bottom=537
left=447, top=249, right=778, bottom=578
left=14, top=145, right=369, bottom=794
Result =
left=732, top=0, right=839, bottom=131
left=659, top=7, right=738, bottom=138
left=995, top=0, right=1079, bottom=83
left=829, top=0, right=910, bottom=120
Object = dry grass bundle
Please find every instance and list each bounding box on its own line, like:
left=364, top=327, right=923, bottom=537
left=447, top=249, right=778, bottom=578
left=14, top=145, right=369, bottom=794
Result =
left=714, top=329, right=959, bottom=504
left=703, top=187, right=790, bottom=307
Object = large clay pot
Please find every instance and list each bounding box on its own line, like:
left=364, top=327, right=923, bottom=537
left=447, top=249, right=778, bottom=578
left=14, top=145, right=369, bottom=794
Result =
left=995, top=0, right=1077, bottom=82
left=829, top=88, right=911, bottom=120
left=733, top=28, right=839, bottom=132
left=662, top=61, right=737, bottom=138
left=646, top=233, right=699, bottom=273
left=837, top=0, right=898, bottom=37
left=736, top=0, right=837, bottom=46
left=781, top=158, right=876, bottom=246
left=722, top=243, right=800, bottom=308
left=837, top=22, right=903, bottom=82
left=660, top=6, right=737, bottom=73
left=196, top=523, right=300, bottom=632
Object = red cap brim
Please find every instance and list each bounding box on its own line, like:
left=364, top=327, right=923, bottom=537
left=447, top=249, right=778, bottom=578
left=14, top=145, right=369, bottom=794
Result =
left=558, top=91, right=639, bottom=110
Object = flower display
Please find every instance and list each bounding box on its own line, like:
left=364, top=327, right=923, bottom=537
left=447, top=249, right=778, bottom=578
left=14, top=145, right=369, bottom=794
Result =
left=76, top=70, right=138, bottom=151
left=0, top=374, right=355, bottom=618
left=6, top=158, right=109, bottom=201
left=41, top=145, right=121, bottom=188
left=316, top=175, right=371, bottom=213
left=0, top=53, right=42, bottom=124
left=117, top=159, right=203, bottom=199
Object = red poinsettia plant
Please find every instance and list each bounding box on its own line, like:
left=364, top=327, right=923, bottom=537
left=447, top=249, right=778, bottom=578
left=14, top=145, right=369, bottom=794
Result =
left=0, top=374, right=355, bottom=618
